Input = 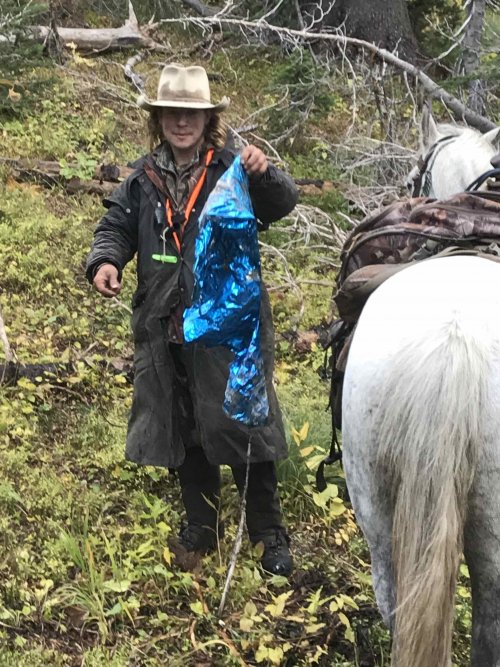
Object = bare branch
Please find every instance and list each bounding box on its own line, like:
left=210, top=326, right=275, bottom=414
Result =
left=159, top=14, right=497, bottom=132
left=218, top=436, right=251, bottom=617
left=123, top=51, right=148, bottom=93
left=111, top=297, right=133, bottom=315
left=127, top=0, right=139, bottom=30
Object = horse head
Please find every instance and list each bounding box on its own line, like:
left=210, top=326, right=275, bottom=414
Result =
left=407, top=106, right=500, bottom=199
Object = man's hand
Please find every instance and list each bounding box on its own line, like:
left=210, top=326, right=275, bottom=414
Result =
left=93, top=263, right=122, bottom=297
left=241, top=145, right=268, bottom=177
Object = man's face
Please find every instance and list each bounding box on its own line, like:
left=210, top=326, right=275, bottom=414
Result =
left=160, top=108, right=208, bottom=156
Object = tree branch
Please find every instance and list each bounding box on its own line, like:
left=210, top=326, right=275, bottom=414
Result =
left=161, top=15, right=497, bottom=132
left=123, top=51, right=148, bottom=93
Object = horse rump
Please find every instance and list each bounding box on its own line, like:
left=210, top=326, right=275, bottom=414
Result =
left=342, top=256, right=499, bottom=667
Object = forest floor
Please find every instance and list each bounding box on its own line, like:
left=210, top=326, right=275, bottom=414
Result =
left=0, top=19, right=474, bottom=667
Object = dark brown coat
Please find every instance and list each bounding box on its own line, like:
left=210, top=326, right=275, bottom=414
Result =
left=86, top=147, right=298, bottom=467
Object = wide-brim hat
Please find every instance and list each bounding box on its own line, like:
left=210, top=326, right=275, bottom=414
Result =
left=137, top=64, right=230, bottom=112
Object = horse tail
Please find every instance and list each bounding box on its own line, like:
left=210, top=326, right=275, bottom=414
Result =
left=377, top=317, right=487, bottom=667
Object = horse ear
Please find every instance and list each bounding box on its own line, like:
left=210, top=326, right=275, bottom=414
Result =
left=483, top=127, right=500, bottom=148
left=420, top=105, right=441, bottom=152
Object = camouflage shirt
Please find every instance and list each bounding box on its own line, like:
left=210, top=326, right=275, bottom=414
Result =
left=153, top=141, right=206, bottom=211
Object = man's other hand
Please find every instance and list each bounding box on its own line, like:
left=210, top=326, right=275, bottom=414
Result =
left=93, top=263, right=122, bottom=297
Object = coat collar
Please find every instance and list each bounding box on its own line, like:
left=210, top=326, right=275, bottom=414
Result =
left=210, top=147, right=234, bottom=169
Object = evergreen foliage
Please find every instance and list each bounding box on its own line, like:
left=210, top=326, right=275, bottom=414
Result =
left=408, top=0, right=463, bottom=49
left=0, top=0, right=51, bottom=113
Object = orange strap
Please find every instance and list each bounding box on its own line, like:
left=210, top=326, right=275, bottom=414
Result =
left=166, top=148, right=214, bottom=253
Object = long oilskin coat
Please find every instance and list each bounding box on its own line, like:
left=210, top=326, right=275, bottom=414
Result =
left=86, top=146, right=298, bottom=468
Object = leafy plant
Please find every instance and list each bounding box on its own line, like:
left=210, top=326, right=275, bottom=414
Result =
left=59, top=153, right=98, bottom=180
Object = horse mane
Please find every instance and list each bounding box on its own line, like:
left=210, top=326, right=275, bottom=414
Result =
left=435, top=122, right=490, bottom=148
left=435, top=122, right=465, bottom=137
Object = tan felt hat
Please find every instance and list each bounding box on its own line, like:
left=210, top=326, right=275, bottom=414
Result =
left=137, top=64, right=230, bottom=111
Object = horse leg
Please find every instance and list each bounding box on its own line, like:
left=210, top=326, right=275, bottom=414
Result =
left=465, top=460, right=500, bottom=667
left=342, top=403, right=396, bottom=630
left=358, top=497, right=395, bottom=632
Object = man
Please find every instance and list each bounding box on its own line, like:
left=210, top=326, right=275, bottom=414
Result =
left=86, top=64, right=298, bottom=575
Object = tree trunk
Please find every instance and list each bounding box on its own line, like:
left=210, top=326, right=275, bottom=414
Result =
left=460, top=0, right=487, bottom=115
left=300, top=0, right=418, bottom=59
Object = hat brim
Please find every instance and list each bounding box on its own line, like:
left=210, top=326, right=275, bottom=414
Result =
left=137, top=94, right=230, bottom=112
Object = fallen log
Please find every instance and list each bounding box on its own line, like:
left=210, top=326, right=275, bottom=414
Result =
left=0, top=158, right=133, bottom=180
left=1, top=157, right=135, bottom=196
left=2, top=3, right=163, bottom=53
left=2, top=157, right=337, bottom=196
left=294, top=178, right=338, bottom=195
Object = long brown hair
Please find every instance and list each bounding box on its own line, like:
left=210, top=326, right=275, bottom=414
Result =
left=147, top=109, right=228, bottom=151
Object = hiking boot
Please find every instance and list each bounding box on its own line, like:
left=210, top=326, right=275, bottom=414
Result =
left=257, top=530, right=293, bottom=577
left=177, top=521, right=224, bottom=555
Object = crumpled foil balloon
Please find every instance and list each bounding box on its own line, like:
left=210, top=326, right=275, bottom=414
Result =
left=183, top=155, right=269, bottom=427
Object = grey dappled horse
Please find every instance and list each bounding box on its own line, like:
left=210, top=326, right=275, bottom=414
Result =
left=342, top=111, right=500, bottom=667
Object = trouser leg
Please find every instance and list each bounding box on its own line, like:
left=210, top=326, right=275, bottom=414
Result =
left=177, top=446, right=221, bottom=529
left=169, top=344, right=220, bottom=528
left=231, top=461, right=285, bottom=542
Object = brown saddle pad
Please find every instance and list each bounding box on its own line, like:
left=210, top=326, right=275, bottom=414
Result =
left=334, top=192, right=500, bottom=321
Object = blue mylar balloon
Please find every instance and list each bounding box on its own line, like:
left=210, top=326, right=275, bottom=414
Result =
left=183, top=155, right=269, bottom=427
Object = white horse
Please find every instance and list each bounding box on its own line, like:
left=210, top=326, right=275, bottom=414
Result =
left=342, top=112, right=500, bottom=667
left=406, top=107, right=499, bottom=199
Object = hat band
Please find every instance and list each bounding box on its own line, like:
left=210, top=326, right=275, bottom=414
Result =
left=158, top=95, right=211, bottom=105
left=158, top=86, right=211, bottom=105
